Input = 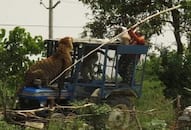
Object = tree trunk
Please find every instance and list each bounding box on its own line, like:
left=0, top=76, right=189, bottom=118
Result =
left=171, top=9, right=183, bottom=54
left=188, top=34, right=191, bottom=52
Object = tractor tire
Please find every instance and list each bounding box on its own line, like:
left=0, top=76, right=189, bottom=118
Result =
left=105, top=95, right=135, bottom=130
left=50, top=113, right=65, bottom=119
left=107, top=104, right=131, bottom=130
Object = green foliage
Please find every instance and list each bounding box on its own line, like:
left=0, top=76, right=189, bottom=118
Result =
left=144, top=54, right=161, bottom=80
left=0, top=79, right=175, bottom=130
left=70, top=101, right=111, bottom=129
left=0, top=121, right=21, bottom=130
left=71, top=101, right=111, bottom=115
left=144, top=48, right=191, bottom=108
left=0, top=27, right=44, bottom=91
left=79, top=0, right=191, bottom=53
left=0, top=27, right=44, bottom=111
left=48, top=117, right=87, bottom=130
left=145, top=119, right=167, bottom=130
left=79, top=0, right=168, bottom=38
left=136, top=79, right=175, bottom=129
left=158, top=50, right=191, bottom=107
left=0, top=81, right=15, bottom=109
left=181, top=0, right=191, bottom=23
left=46, top=101, right=111, bottom=130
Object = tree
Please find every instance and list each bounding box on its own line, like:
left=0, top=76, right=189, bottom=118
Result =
left=158, top=49, right=191, bottom=107
left=79, top=0, right=191, bottom=54
left=0, top=27, right=44, bottom=90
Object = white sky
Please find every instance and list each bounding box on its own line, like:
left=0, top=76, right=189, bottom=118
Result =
left=0, top=0, right=90, bottom=39
left=0, top=0, right=179, bottom=47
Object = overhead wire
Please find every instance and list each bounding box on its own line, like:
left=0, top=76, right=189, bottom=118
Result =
left=0, top=24, right=83, bottom=28
left=0, top=1, right=85, bottom=29
left=60, top=0, right=81, bottom=5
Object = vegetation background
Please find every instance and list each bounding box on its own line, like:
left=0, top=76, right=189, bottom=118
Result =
left=1, top=0, right=191, bottom=129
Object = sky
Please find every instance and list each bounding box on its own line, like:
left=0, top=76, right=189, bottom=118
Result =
left=0, top=0, right=179, bottom=48
left=0, top=0, right=90, bottom=39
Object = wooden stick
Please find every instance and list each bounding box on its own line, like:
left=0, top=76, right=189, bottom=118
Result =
left=7, top=103, right=94, bottom=113
left=49, top=5, right=181, bottom=84
left=9, top=118, right=44, bottom=130
left=133, top=108, right=142, bottom=130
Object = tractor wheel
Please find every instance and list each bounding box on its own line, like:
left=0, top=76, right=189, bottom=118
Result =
left=107, top=104, right=131, bottom=130
left=50, top=113, right=65, bottom=119
left=47, top=113, right=65, bottom=129
left=106, top=95, right=135, bottom=130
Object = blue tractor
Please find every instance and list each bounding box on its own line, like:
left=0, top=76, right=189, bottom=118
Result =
left=17, top=38, right=149, bottom=109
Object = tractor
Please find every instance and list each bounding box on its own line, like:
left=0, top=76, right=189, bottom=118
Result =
left=17, top=38, right=149, bottom=110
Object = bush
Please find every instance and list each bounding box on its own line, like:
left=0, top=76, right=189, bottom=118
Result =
left=158, top=50, right=191, bottom=108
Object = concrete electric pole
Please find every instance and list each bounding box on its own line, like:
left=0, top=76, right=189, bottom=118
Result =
left=40, top=0, right=61, bottom=39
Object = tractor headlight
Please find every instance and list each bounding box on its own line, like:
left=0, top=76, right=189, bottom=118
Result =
left=40, top=101, right=47, bottom=107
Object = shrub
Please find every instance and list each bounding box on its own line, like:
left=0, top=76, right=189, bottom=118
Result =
left=158, top=50, right=191, bottom=108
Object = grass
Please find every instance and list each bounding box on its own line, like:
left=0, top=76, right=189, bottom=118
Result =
left=135, top=79, right=175, bottom=129
left=0, top=120, right=21, bottom=130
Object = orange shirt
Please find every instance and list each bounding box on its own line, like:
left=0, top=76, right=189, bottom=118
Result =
left=128, top=30, right=145, bottom=45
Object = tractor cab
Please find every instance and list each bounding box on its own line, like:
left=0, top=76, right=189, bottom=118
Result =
left=65, top=39, right=149, bottom=100
left=17, top=38, right=149, bottom=109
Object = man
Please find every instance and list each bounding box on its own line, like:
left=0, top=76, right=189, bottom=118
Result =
left=118, top=28, right=145, bottom=84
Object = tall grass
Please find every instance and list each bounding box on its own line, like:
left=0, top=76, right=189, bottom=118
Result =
left=135, top=79, right=175, bottom=129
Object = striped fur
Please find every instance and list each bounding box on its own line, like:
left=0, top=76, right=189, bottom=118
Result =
left=24, top=37, right=73, bottom=87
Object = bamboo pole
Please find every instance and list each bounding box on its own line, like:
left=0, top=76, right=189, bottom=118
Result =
left=49, top=5, right=181, bottom=84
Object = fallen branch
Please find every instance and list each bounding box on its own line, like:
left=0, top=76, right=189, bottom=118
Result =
left=6, top=103, right=94, bottom=113
left=8, top=117, right=44, bottom=130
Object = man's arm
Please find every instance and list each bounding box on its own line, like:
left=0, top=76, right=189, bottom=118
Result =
left=128, top=29, right=145, bottom=45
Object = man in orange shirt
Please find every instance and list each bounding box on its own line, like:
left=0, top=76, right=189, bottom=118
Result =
left=118, top=28, right=145, bottom=84
left=128, top=29, right=145, bottom=45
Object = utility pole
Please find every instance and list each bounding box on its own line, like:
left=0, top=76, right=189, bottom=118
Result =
left=40, top=0, right=61, bottom=39
left=48, top=0, right=53, bottom=39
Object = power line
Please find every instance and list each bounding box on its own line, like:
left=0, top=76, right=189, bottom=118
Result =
left=61, top=0, right=81, bottom=5
left=0, top=24, right=83, bottom=28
